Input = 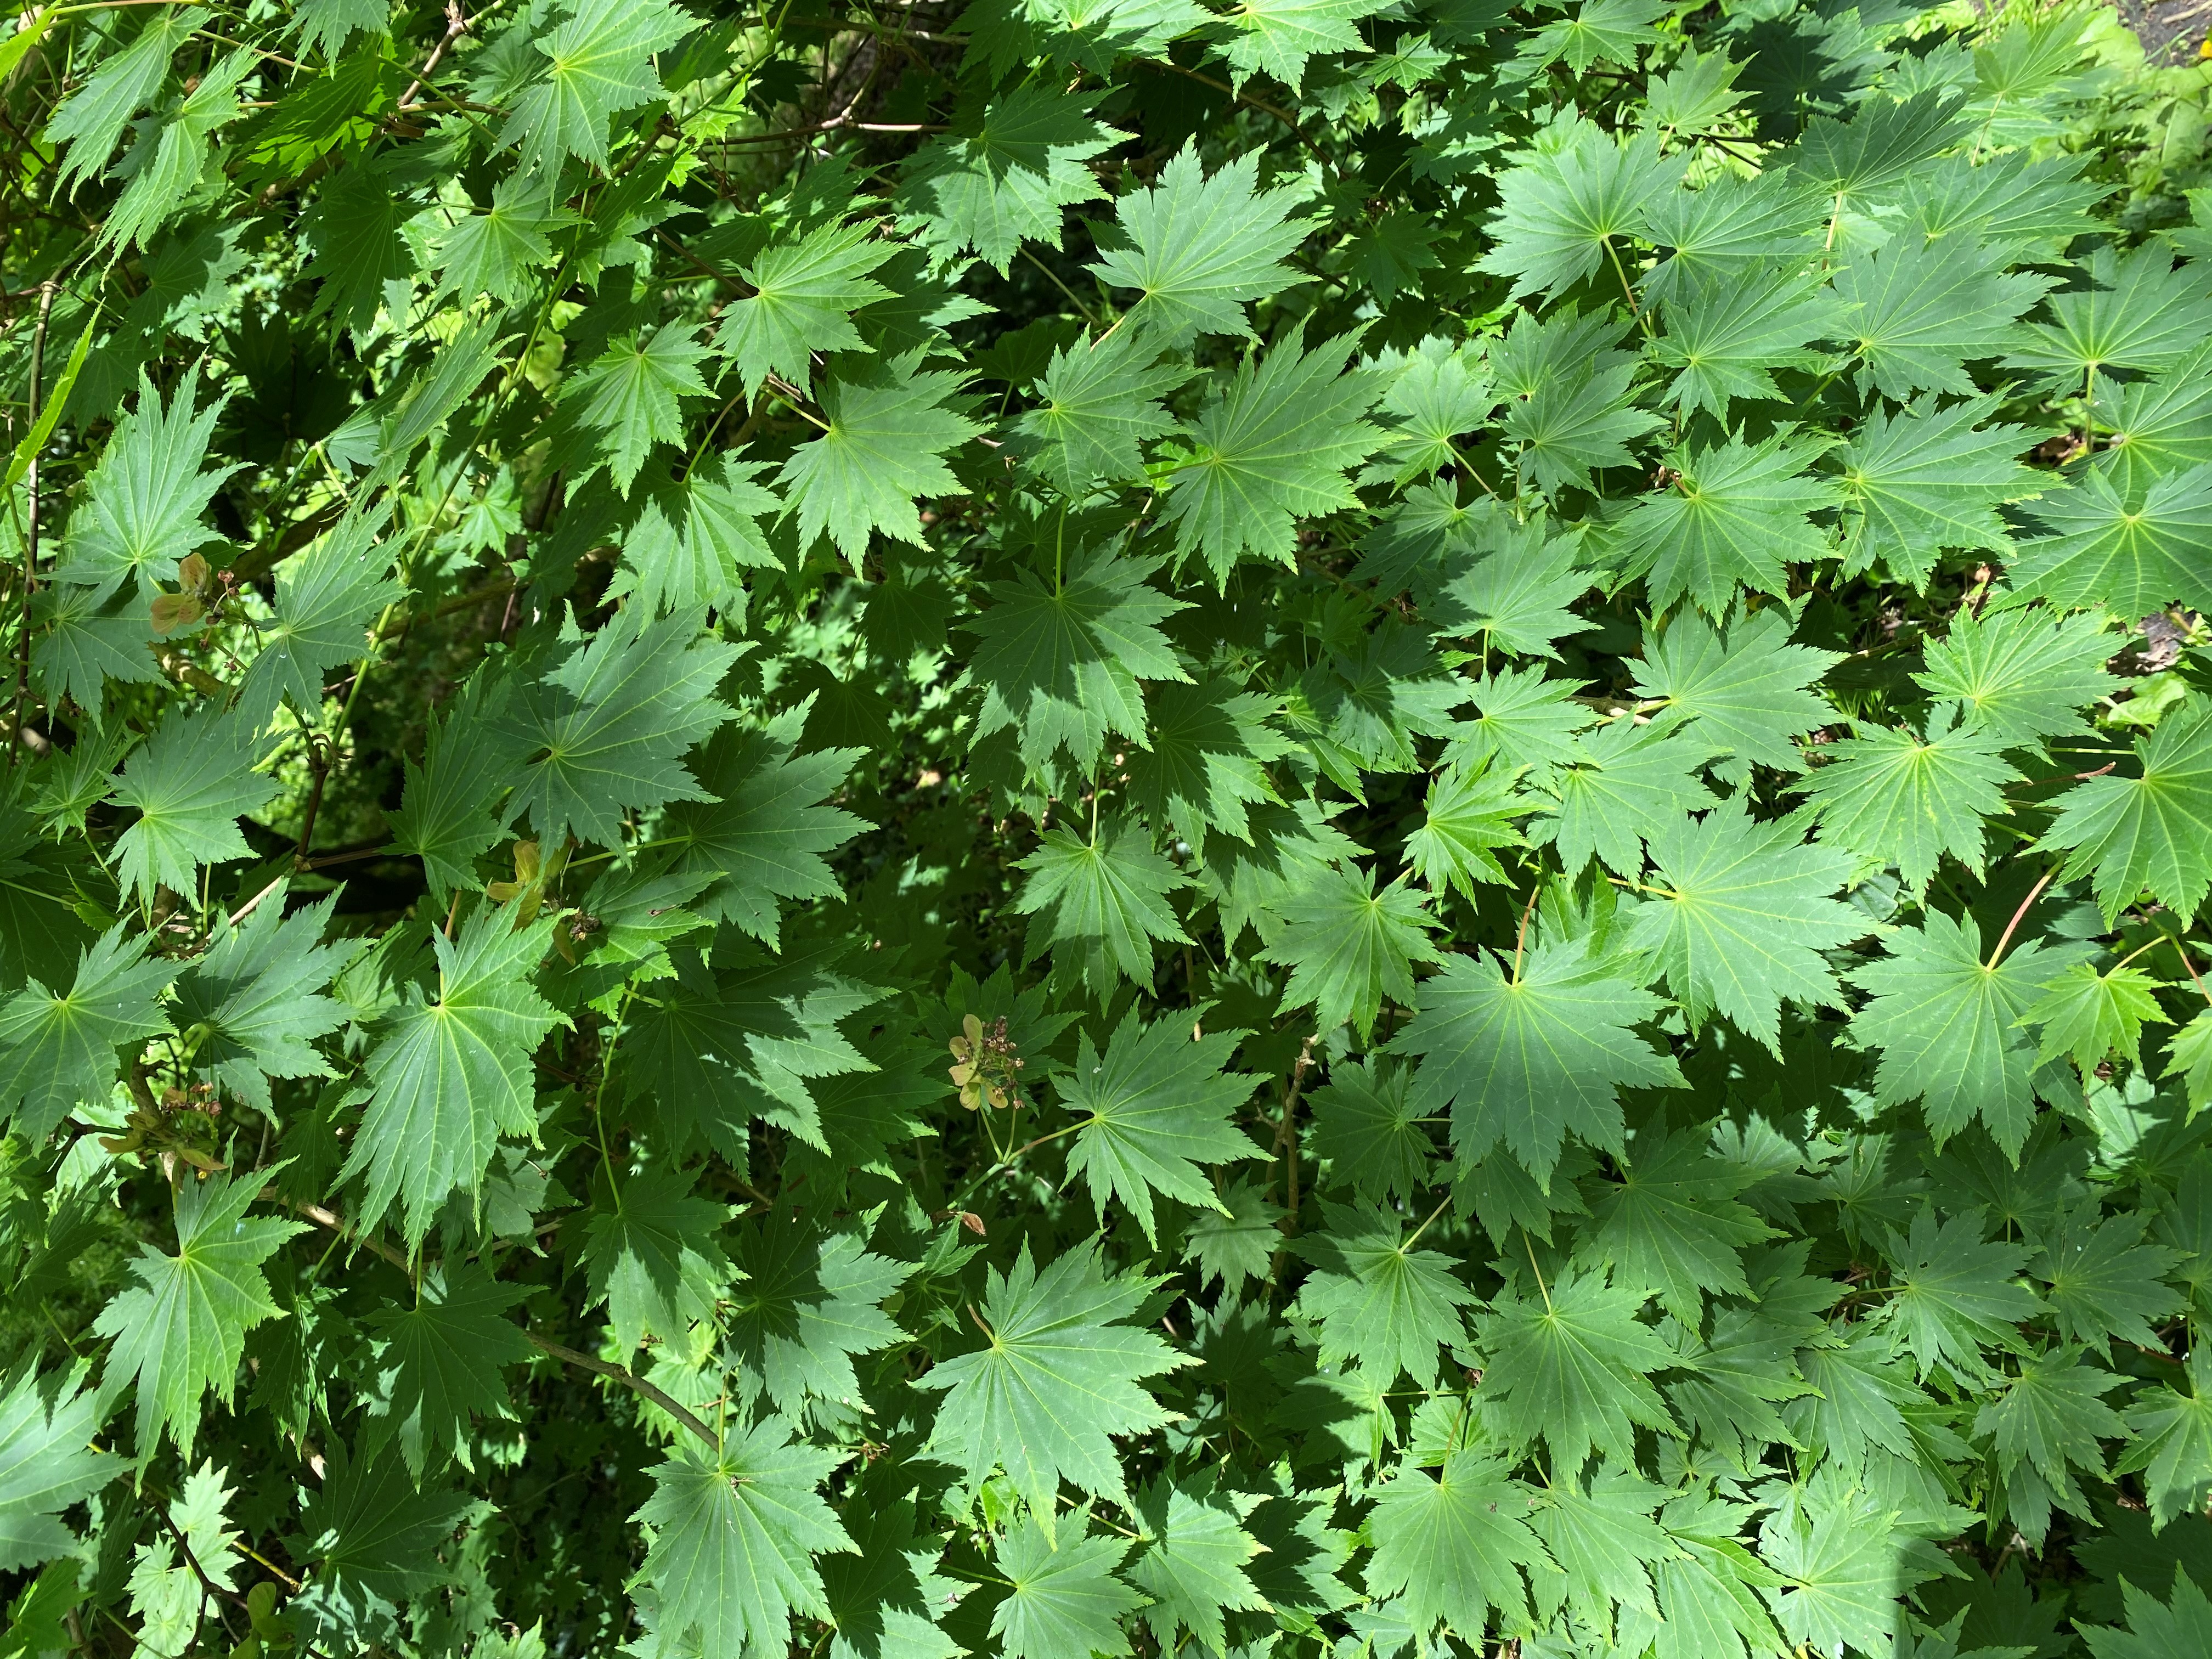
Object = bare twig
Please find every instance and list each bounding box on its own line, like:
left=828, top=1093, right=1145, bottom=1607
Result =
left=397, top=0, right=469, bottom=110
left=523, top=1333, right=722, bottom=1451
left=10, top=279, right=55, bottom=764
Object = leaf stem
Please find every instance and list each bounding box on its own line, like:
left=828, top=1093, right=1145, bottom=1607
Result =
left=1987, top=861, right=2062, bottom=969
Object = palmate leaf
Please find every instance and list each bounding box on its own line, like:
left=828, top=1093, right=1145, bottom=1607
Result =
left=717, top=220, right=896, bottom=397
left=1124, top=677, right=1290, bottom=855
left=1291, top=1199, right=1477, bottom=1387
left=1087, top=146, right=1312, bottom=345
left=1531, top=1467, right=1675, bottom=1630
left=632, top=1424, right=855, bottom=1659
left=2004, top=464, right=2212, bottom=619
left=1583, top=1115, right=1773, bottom=1323
left=2033, top=1198, right=2183, bottom=1361
left=2095, top=338, right=2212, bottom=496
left=1479, top=110, right=1684, bottom=302
left=1216, top=0, right=1392, bottom=88
left=1647, top=260, right=1836, bottom=423
left=92, top=1169, right=307, bottom=1459
left=1159, top=326, right=1382, bottom=582
left=899, top=82, right=1123, bottom=273
left=1260, top=862, right=1442, bottom=1041
left=582, top=1163, right=733, bottom=1356
left=1126, top=1473, right=1267, bottom=1655
left=1307, top=1058, right=1436, bottom=1206
left=915, top=1243, right=1190, bottom=1524
left=504, top=607, right=742, bottom=851
left=52, top=371, right=235, bottom=601
left=1393, top=940, right=1684, bottom=1186
left=1009, top=330, right=1192, bottom=496
left=1880, top=1207, right=2040, bottom=1381
left=1629, top=607, right=1841, bottom=776
left=1363, top=1451, right=1551, bottom=1638
left=171, top=887, right=350, bottom=1114
left=1831, top=234, right=2050, bottom=402
left=1849, top=910, right=2081, bottom=1158
left=1629, top=804, right=1863, bottom=1049
left=2082, top=1567, right=2212, bottom=1657
left=2044, top=694, right=2212, bottom=923
left=0, top=926, right=173, bottom=1141
left=778, top=353, right=983, bottom=567
left=1430, top=509, right=1595, bottom=661
left=1406, top=760, right=1523, bottom=898
left=1795, top=714, right=2019, bottom=893
left=724, top=1220, right=911, bottom=1414
left=1914, top=604, right=2116, bottom=753
left=234, top=510, right=403, bottom=728
left=2003, top=243, right=2212, bottom=392
left=967, top=549, right=1189, bottom=777
left=1832, top=393, right=2048, bottom=587
left=1056, top=1012, right=1264, bottom=1242
left=1473, top=1262, right=1682, bottom=1470
left=0, top=1362, right=124, bottom=1572
left=1014, top=820, right=1191, bottom=992
left=558, top=323, right=713, bottom=494
left=502, top=0, right=694, bottom=176
left=343, top=909, right=571, bottom=1244
left=362, top=1260, right=533, bottom=1480
left=991, top=1513, right=1146, bottom=1659
left=109, top=703, right=279, bottom=904
left=2117, top=1351, right=2212, bottom=1530
left=1535, top=712, right=1719, bottom=879
left=1621, top=433, right=1839, bottom=616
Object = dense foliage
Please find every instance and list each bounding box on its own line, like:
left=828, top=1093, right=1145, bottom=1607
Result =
left=8, top=0, right=2212, bottom=1653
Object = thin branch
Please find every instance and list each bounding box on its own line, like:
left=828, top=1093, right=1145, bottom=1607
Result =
left=10, top=279, right=55, bottom=764
left=521, top=1332, right=723, bottom=1453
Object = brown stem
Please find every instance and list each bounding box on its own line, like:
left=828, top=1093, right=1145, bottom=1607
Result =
left=10, top=279, right=55, bottom=764
left=1987, top=861, right=2063, bottom=969
left=1276, top=1036, right=1316, bottom=1228
left=396, top=0, right=469, bottom=109
left=293, top=731, right=329, bottom=870
left=520, top=1332, right=721, bottom=1452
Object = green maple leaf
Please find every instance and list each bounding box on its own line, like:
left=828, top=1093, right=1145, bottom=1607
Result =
left=2044, top=694, right=2212, bottom=923
left=1976, top=1346, right=2125, bottom=1496
left=1479, top=110, right=1684, bottom=301
left=235, top=511, right=404, bottom=728
left=1446, top=665, right=1598, bottom=779
left=559, top=323, right=713, bottom=495
left=717, top=220, right=896, bottom=397
left=633, top=1424, right=855, bottom=1659
left=2004, top=463, right=2212, bottom=619
left=0, top=1363, right=123, bottom=1572
left=1087, top=146, right=1312, bottom=345
left=1014, top=819, right=1190, bottom=992
left=1764, top=1489, right=1933, bottom=1659
left=1406, top=761, right=1524, bottom=898
left=725, top=1221, right=911, bottom=1414
left=1621, top=433, right=1840, bottom=616
left=1392, top=940, right=1683, bottom=1186
left=1796, top=713, right=2019, bottom=893
left=2096, top=337, right=2212, bottom=496
left=1531, top=1468, right=1677, bottom=1632
left=1832, top=234, right=2051, bottom=401
left=505, top=607, right=741, bottom=850
left=2034, top=1198, right=2183, bottom=1359
left=582, top=1163, right=734, bottom=1356
left=43, top=6, right=199, bottom=189
left=1261, top=863, right=1441, bottom=1041
left=1217, top=0, right=1392, bottom=89
left=1308, top=1058, right=1435, bottom=1206
left=1832, top=393, right=2047, bottom=587
left=2022, top=957, right=2168, bottom=1077
left=344, top=909, right=571, bottom=1244
left=915, top=1243, right=1190, bottom=1522
left=967, top=549, right=1190, bottom=778
left=662, top=719, right=864, bottom=946
left=1362, top=1450, right=1551, bottom=1637
left=108, top=703, right=279, bottom=904
left=778, top=353, right=982, bottom=567
left=171, top=888, right=350, bottom=1114
left=1372, top=339, right=1496, bottom=483
left=431, top=176, right=561, bottom=309
left=1629, top=607, right=1842, bottom=776
left=2117, top=1351, right=2212, bottom=1530
left=2082, top=1566, right=2212, bottom=1657
left=1583, top=1115, right=1773, bottom=1322
left=298, top=161, right=415, bottom=345
left=503, top=0, right=694, bottom=175
left=92, top=1169, right=307, bottom=1458
left=1159, top=326, right=1381, bottom=582
left=612, top=456, right=782, bottom=618
left=1500, top=349, right=1662, bottom=495
left=1009, top=330, right=1191, bottom=496
left=1902, top=146, right=2108, bottom=263
left=900, top=83, right=1122, bottom=273
left=1628, top=804, right=1864, bottom=1049
left=1880, top=1207, right=2040, bottom=1380
left=1056, top=1011, right=1264, bottom=1242
left=1430, top=510, right=1595, bottom=661
left=1639, top=168, right=1824, bottom=303
left=1913, top=605, right=2116, bottom=753
left=1648, top=261, right=1837, bottom=423
left=1535, top=712, right=1719, bottom=878
left=1182, top=1176, right=1280, bottom=1294
left=1291, top=1199, right=1476, bottom=1387
left=385, top=673, right=531, bottom=903
left=296, top=1436, right=473, bottom=1606
left=1521, top=0, right=1664, bottom=73
left=1786, top=88, right=1975, bottom=220
left=362, top=1260, right=532, bottom=1480
left=990, top=1512, right=1146, bottom=1659
left=1126, top=1474, right=1267, bottom=1655
left=52, top=372, right=235, bottom=601
left=819, top=1493, right=963, bottom=1659
left=0, top=926, right=173, bottom=1141
left=2004, top=242, right=2212, bottom=392
left=1472, top=1261, right=1682, bottom=1469
left=30, top=584, right=162, bottom=723
left=1124, top=677, right=1289, bottom=856
left=1848, top=910, right=2080, bottom=1158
